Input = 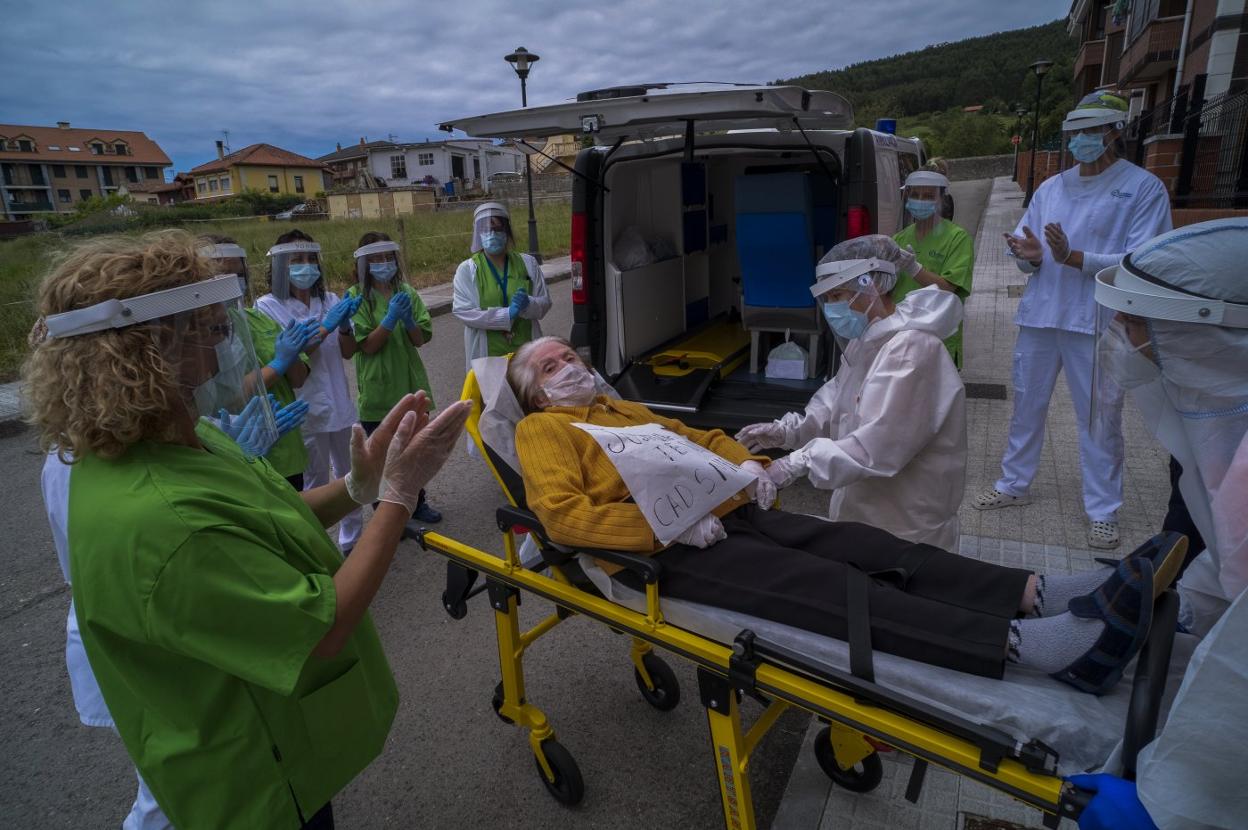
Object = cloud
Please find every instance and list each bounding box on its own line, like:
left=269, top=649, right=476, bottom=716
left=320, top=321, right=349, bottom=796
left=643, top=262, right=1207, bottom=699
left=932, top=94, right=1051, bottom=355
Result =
left=0, top=0, right=1069, bottom=174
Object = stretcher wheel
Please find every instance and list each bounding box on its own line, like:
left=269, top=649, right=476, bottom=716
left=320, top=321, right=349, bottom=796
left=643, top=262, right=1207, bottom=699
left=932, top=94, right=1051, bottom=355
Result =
left=534, top=739, right=584, bottom=806
left=490, top=682, right=514, bottom=724
left=441, top=590, right=468, bottom=620
left=813, top=726, right=884, bottom=793
left=633, top=652, right=681, bottom=711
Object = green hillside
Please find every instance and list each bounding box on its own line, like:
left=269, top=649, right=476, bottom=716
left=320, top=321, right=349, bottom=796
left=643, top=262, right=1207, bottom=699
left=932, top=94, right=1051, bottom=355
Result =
left=781, top=19, right=1078, bottom=158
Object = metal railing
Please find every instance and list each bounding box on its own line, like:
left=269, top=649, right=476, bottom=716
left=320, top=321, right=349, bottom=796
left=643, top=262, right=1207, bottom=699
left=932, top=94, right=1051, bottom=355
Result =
left=1178, top=87, right=1248, bottom=208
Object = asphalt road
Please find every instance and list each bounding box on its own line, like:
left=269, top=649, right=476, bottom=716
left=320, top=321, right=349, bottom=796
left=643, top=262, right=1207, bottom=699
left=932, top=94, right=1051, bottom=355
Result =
left=0, top=179, right=991, bottom=829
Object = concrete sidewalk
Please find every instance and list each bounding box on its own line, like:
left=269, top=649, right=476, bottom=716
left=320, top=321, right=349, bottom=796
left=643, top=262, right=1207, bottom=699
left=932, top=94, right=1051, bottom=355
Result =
left=772, top=177, right=1171, bottom=830
left=0, top=255, right=572, bottom=427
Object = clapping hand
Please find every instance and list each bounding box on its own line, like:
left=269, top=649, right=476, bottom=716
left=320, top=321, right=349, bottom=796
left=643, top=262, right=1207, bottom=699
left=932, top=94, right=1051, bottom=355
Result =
left=1003, top=226, right=1044, bottom=263
left=1044, top=222, right=1073, bottom=265
left=508, top=289, right=530, bottom=320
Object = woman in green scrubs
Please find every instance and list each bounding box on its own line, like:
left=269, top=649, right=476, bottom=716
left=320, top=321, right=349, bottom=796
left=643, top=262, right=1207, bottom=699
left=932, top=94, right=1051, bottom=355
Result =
left=23, top=231, right=471, bottom=830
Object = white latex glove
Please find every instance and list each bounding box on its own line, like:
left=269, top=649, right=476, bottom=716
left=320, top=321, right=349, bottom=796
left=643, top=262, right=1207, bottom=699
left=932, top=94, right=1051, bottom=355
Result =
left=1044, top=222, right=1073, bottom=265
left=740, top=460, right=776, bottom=510
left=379, top=400, right=473, bottom=512
left=735, top=421, right=786, bottom=453
left=344, top=391, right=433, bottom=504
left=674, top=514, right=727, bottom=549
left=765, top=452, right=808, bottom=489
left=897, top=244, right=921, bottom=277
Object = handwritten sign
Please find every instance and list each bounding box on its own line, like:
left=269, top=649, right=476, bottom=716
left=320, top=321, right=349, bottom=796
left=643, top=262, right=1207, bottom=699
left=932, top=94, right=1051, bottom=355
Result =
left=572, top=423, right=756, bottom=545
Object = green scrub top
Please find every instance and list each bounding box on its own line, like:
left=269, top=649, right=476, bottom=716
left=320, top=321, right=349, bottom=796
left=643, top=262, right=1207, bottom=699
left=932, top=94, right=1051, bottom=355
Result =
left=68, top=422, right=398, bottom=829
left=346, top=283, right=434, bottom=421
left=473, top=250, right=534, bottom=357
left=244, top=306, right=309, bottom=478
left=892, top=219, right=974, bottom=368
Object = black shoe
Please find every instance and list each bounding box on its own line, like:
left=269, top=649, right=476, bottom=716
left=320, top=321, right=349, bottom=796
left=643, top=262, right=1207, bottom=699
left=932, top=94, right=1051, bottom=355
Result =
left=413, top=501, right=442, bottom=524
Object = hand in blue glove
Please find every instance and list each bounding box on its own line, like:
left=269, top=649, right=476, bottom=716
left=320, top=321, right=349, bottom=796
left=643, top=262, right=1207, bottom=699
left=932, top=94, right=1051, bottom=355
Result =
left=381, top=291, right=412, bottom=331
left=508, top=289, right=530, bottom=320
left=1066, top=774, right=1158, bottom=830
left=273, top=397, right=309, bottom=437
left=268, top=320, right=316, bottom=375
left=217, top=395, right=278, bottom=458
left=322, top=294, right=361, bottom=332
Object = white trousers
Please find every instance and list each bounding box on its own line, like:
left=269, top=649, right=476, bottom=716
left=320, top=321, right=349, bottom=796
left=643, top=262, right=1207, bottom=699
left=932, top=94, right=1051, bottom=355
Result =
left=122, top=768, right=170, bottom=830
left=995, top=326, right=1124, bottom=522
left=304, top=427, right=363, bottom=549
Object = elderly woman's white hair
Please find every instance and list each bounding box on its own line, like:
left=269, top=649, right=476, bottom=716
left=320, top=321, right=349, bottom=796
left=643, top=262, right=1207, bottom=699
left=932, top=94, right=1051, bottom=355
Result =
left=507, top=335, right=583, bottom=413
left=819, top=235, right=903, bottom=293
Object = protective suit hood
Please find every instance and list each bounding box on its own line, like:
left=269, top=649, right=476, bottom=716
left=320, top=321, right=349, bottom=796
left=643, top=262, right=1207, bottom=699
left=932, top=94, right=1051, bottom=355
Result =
left=863, top=284, right=963, bottom=345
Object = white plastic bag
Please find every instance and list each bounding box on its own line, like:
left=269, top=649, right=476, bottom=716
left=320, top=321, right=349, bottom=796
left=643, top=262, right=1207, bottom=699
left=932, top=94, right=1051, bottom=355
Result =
left=766, top=339, right=807, bottom=379
left=613, top=226, right=655, bottom=271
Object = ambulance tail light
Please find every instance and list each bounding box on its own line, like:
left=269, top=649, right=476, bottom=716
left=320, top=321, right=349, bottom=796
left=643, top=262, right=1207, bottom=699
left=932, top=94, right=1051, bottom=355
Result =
left=570, top=210, right=588, bottom=305
left=847, top=205, right=871, bottom=239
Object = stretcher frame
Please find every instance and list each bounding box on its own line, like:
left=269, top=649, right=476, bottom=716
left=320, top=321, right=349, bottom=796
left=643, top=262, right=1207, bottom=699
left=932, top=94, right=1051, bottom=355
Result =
left=415, top=368, right=1180, bottom=829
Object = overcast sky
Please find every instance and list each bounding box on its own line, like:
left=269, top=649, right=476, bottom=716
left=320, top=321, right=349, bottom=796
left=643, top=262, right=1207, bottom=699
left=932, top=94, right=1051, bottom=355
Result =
left=1, top=0, right=1070, bottom=177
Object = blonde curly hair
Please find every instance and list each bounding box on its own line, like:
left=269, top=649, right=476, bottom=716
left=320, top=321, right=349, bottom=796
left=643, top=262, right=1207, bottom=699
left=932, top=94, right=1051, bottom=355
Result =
left=23, top=230, right=215, bottom=460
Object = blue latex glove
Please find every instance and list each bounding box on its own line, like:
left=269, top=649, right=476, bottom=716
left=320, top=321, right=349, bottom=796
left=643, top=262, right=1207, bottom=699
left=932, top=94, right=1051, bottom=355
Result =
left=322, top=294, right=362, bottom=332
left=1066, top=774, right=1158, bottom=830
left=217, top=395, right=278, bottom=458
left=508, top=289, right=530, bottom=320
left=381, top=292, right=411, bottom=331
left=268, top=320, right=315, bottom=375
left=273, top=397, right=309, bottom=437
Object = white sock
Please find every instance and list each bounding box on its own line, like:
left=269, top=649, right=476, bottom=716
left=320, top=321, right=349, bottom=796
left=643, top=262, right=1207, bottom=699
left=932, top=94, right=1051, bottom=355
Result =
left=1007, top=613, right=1104, bottom=673
left=1033, top=568, right=1111, bottom=617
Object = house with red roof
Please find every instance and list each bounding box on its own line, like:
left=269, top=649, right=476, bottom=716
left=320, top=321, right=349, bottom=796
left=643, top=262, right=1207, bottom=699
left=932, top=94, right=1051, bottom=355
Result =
left=190, top=140, right=329, bottom=200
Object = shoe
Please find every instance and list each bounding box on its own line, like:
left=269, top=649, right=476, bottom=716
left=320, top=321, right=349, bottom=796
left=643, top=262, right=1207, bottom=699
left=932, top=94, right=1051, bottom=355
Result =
left=1123, top=531, right=1187, bottom=600
left=971, top=488, right=1031, bottom=510
left=1051, top=555, right=1155, bottom=695
left=1088, top=520, right=1120, bottom=550
left=413, top=501, right=442, bottom=524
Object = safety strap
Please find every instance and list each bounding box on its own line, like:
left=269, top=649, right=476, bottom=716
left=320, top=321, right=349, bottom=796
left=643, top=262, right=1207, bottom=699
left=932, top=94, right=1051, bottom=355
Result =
left=845, top=565, right=875, bottom=683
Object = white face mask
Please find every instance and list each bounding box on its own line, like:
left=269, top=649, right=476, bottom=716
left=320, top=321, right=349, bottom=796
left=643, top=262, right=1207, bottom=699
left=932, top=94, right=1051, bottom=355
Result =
left=192, top=333, right=249, bottom=417
left=541, top=362, right=597, bottom=407
left=1099, top=321, right=1159, bottom=389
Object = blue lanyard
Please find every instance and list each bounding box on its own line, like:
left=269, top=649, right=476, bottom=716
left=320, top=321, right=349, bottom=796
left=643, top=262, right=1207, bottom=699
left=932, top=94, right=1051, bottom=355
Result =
left=483, top=255, right=510, bottom=304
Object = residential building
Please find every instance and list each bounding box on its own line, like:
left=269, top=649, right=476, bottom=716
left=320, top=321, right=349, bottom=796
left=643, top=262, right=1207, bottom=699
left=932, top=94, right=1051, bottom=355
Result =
left=189, top=142, right=329, bottom=200
left=145, top=173, right=195, bottom=206
left=318, top=137, right=525, bottom=193
left=0, top=121, right=171, bottom=219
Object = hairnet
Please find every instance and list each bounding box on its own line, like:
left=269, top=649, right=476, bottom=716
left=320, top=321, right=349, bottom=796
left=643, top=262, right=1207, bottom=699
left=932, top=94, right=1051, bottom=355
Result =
left=472, top=201, right=511, bottom=253
left=818, top=235, right=901, bottom=293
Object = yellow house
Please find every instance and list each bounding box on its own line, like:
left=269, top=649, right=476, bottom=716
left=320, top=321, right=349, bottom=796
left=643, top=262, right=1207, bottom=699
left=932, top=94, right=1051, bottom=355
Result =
left=189, top=141, right=328, bottom=200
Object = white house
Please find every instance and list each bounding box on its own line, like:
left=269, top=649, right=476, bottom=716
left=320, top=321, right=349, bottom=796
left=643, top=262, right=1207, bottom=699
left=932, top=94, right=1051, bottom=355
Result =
left=321, top=138, right=525, bottom=193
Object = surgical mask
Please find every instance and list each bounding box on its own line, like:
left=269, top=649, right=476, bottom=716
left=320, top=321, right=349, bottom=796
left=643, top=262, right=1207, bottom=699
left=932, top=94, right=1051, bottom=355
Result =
left=288, top=263, right=321, bottom=289
left=905, top=198, right=938, bottom=221
left=1068, top=132, right=1107, bottom=163
left=541, top=362, right=598, bottom=407
left=369, top=262, right=398, bottom=283
left=822, top=301, right=869, bottom=340
left=1099, top=321, right=1159, bottom=389
left=481, top=231, right=507, bottom=256
left=192, top=333, right=248, bottom=417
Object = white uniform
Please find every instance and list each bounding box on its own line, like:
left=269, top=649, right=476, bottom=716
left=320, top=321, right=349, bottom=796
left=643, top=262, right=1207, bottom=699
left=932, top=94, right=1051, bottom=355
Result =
left=41, top=454, right=171, bottom=830
left=777, top=286, right=967, bottom=550
left=452, top=253, right=552, bottom=369
left=996, top=159, right=1172, bottom=521
left=255, top=291, right=362, bottom=548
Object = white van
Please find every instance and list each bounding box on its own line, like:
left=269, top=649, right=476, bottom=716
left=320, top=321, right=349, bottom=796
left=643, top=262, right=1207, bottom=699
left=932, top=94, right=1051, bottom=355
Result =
left=441, top=83, right=924, bottom=430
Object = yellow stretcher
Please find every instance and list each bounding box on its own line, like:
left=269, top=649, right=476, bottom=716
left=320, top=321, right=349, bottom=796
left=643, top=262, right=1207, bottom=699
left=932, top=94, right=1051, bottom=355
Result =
left=415, top=366, right=1182, bottom=829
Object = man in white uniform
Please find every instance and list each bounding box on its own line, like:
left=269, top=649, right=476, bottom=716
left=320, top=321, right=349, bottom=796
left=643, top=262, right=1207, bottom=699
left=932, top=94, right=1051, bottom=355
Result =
left=973, top=91, right=1172, bottom=549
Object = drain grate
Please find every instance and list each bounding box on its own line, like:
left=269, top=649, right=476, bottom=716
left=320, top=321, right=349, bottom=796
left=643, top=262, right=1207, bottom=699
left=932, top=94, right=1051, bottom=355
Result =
left=965, top=382, right=1008, bottom=400
left=1006, top=284, right=1025, bottom=298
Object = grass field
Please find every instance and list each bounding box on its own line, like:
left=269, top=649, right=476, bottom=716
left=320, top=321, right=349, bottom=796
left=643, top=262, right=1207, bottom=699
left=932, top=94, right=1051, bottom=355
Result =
left=0, top=199, right=571, bottom=381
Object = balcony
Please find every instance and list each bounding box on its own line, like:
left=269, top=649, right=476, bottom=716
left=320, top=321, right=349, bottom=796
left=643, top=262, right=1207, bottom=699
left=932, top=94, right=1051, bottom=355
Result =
left=1119, top=16, right=1184, bottom=84
left=1, top=163, right=47, bottom=187
left=6, top=197, right=54, bottom=213
left=1074, top=38, right=1106, bottom=84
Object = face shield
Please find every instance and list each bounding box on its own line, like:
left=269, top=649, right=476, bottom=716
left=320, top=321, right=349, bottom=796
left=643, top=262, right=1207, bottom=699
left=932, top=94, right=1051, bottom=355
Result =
left=354, top=240, right=403, bottom=287
left=43, top=274, right=279, bottom=459
left=199, top=242, right=249, bottom=298
left=472, top=201, right=512, bottom=254
left=266, top=241, right=323, bottom=300
left=811, top=257, right=896, bottom=347
left=901, top=170, right=948, bottom=225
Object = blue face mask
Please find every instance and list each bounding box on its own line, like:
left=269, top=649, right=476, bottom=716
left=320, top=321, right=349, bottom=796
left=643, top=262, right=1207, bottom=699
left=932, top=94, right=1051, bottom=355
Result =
left=822, top=301, right=870, bottom=340
left=1068, top=132, right=1107, bottom=163
left=369, top=262, right=398, bottom=283
left=481, top=230, right=507, bottom=256
left=288, top=263, right=321, bottom=289
left=905, top=198, right=938, bottom=220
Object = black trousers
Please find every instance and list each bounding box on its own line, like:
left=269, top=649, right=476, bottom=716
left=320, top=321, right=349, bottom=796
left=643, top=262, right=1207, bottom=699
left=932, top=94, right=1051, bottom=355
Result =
left=617, top=506, right=1031, bottom=678
left=1163, top=456, right=1205, bottom=576
left=301, top=801, right=333, bottom=829
left=286, top=472, right=305, bottom=491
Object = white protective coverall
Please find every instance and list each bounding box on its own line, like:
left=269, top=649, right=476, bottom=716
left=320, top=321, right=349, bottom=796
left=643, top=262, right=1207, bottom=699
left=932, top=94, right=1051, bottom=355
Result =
left=776, top=285, right=966, bottom=550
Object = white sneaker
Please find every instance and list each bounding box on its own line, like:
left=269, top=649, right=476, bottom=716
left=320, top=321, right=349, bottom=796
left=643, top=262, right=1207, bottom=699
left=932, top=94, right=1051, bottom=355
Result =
left=1089, top=520, right=1121, bottom=550
left=971, top=488, right=1032, bottom=511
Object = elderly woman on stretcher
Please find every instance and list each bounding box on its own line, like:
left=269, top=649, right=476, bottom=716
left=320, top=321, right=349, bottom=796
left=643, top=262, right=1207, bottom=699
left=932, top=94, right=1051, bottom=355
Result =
left=507, top=335, right=1184, bottom=695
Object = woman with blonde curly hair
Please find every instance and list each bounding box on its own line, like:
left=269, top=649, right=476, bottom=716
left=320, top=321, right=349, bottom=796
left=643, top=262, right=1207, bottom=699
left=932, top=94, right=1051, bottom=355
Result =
left=25, top=230, right=470, bottom=829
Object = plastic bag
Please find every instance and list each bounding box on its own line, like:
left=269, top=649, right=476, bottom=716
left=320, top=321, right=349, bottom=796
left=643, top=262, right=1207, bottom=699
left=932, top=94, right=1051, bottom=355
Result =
left=766, top=338, right=807, bottom=380
left=613, top=226, right=655, bottom=271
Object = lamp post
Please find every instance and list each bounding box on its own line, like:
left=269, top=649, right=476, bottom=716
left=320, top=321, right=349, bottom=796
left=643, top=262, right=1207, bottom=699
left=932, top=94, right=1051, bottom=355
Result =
left=1023, top=59, right=1053, bottom=207
left=505, top=46, right=541, bottom=261
left=1012, top=106, right=1028, bottom=181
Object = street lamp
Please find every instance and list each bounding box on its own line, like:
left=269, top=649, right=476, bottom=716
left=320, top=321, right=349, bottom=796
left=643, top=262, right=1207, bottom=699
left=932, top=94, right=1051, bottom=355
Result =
left=1012, top=105, right=1028, bottom=181
left=505, top=46, right=541, bottom=261
left=1023, top=59, right=1054, bottom=207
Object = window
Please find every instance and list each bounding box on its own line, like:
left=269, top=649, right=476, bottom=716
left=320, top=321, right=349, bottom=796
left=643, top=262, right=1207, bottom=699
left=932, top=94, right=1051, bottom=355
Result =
left=47, top=145, right=60, bottom=151
left=79, top=189, right=92, bottom=201
left=91, top=143, right=104, bottom=155
left=294, top=175, right=305, bottom=193
left=68, top=146, right=81, bottom=152
left=126, top=166, right=139, bottom=183
left=417, top=153, right=434, bottom=166
left=208, top=178, right=218, bottom=192
left=114, top=143, right=128, bottom=156
left=198, top=180, right=207, bottom=194
left=220, top=176, right=232, bottom=193
left=17, top=139, right=34, bottom=152
left=390, top=155, right=407, bottom=178
left=52, top=165, right=66, bottom=177
left=75, top=165, right=88, bottom=178
left=58, top=189, right=71, bottom=203
left=144, top=166, right=159, bottom=179
left=267, top=175, right=279, bottom=193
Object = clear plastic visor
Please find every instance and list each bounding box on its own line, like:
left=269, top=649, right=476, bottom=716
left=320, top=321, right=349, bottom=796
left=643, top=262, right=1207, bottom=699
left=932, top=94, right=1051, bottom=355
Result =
left=1091, top=301, right=1161, bottom=442
left=472, top=210, right=512, bottom=253
left=354, top=241, right=404, bottom=286
left=267, top=242, right=322, bottom=299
